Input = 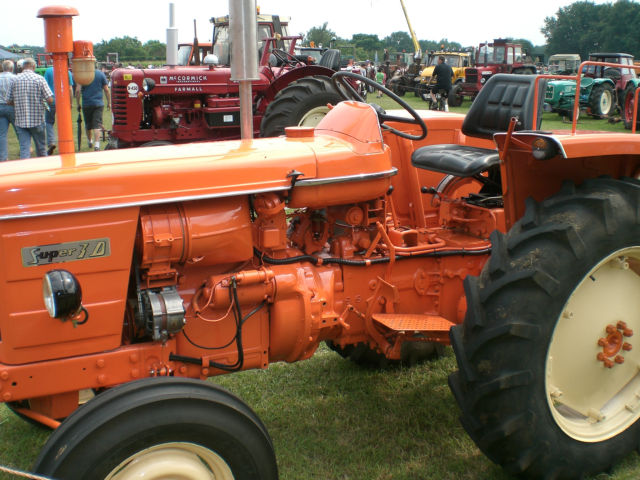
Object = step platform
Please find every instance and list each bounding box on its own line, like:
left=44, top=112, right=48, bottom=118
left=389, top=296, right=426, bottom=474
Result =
left=371, top=313, right=454, bottom=343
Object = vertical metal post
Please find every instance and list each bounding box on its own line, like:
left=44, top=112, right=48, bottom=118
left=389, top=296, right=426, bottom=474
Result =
left=166, top=3, right=178, bottom=67
left=229, top=0, right=259, bottom=139
left=37, top=6, right=79, bottom=155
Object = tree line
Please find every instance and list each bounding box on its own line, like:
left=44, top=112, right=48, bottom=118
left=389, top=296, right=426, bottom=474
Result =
left=5, top=1, right=640, bottom=65
left=543, top=0, right=640, bottom=60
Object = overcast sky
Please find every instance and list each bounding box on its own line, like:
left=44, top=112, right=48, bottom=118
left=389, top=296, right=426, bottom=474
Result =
left=3, top=0, right=613, bottom=49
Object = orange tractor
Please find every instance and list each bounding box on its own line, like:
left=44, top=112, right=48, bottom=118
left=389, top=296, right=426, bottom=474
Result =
left=5, top=6, right=640, bottom=480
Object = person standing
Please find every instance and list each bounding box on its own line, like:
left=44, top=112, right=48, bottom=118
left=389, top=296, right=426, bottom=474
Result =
left=75, top=68, right=110, bottom=151
left=7, top=57, right=53, bottom=159
left=431, top=55, right=454, bottom=111
left=0, top=60, right=17, bottom=161
left=44, top=65, right=74, bottom=155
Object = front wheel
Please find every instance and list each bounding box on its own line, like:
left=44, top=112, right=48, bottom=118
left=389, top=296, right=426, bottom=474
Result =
left=448, top=84, right=463, bottom=107
left=589, top=83, right=615, bottom=118
left=33, top=377, right=278, bottom=480
left=449, top=178, right=640, bottom=479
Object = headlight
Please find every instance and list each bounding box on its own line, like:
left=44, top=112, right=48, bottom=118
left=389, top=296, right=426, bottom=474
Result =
left=43, top=270, right=84, bottom=320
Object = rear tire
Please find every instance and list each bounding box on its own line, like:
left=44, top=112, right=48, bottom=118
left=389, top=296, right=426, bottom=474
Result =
left=260, top=75, right=342, bottom=137
left=623, top=83, right=639, bottom=130
left=33, top=377, right=278, bottom=480
left=448, top=84, right=463, bottom=107
left=449, top=178, right=640, bottom=479
left=589, top=83, right=615, bottom=118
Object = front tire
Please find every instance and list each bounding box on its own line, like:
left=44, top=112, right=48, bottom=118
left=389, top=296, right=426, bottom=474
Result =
left=449, top=178, right=640, bottom=479
left=260, top=75, right=342, bottom=137
left=448, top=84, right=463, bottom=107
left=589, top=83, right=615, bottom=118
left=33, top=377, right=278, bottom=480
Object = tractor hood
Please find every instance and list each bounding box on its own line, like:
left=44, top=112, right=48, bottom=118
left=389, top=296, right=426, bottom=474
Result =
left=0, top=102, right=391, bottom=220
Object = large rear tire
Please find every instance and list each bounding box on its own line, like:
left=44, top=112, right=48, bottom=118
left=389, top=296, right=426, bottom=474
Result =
left=33, top=377, right=278, bottom=480
left=449, top=178, right=640, bottom=479
left=623, top=83, right=639, bottom=130
left=259, top=75, right=342, bottom=138
left=448, top=83, right=463, bottom=107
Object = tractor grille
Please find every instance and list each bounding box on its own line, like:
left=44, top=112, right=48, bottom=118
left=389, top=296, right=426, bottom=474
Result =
left=465, top=69, right=478, bottom=84
left=545, top=85, right=554, bottom=100
left=112, top=85, right=128, bottom=126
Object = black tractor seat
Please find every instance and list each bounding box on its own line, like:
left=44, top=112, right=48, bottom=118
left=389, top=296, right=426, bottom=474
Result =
left=411, top=74, right=547, bottom=177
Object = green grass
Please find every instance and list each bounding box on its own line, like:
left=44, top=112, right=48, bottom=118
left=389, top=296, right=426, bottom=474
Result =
left=1, top=90, right=640, bottom=479
left=1, top=346, right=640, bottom=479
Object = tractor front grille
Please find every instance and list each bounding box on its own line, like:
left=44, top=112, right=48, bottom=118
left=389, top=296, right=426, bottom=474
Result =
left=112, top=85, right=128, bottom=126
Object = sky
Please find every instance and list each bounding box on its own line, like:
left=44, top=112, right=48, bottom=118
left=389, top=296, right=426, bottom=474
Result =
left=2, top=0, right=614, bottom=49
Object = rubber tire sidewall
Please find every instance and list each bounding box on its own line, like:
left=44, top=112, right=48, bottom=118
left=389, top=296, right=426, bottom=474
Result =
left=259, top=75, right=342, bottom=138
left=33, top=377, right=278, bottom=480
left=450, top=178, right=640, bottom=479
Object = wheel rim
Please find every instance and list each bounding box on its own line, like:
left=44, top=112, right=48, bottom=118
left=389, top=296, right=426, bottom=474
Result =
left=599, top=90, right=612, bottom=114
left=106, top=443, right=234, bottom=480
left=298, top=105, right=330, bottom=127
left=546, top=247, right=640, bottom=442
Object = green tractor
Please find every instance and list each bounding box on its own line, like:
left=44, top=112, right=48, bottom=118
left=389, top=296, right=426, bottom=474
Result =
left=545, top=53, right=636, bottom=119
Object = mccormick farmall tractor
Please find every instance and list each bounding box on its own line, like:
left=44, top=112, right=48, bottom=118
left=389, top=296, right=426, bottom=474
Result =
left=107, top=11, right=345, bottom=148
left=5, top=4, right=640, bottom=480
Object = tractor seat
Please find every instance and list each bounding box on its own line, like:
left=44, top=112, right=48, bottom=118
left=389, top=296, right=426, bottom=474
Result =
left=411, top=74, right=547, bottom=177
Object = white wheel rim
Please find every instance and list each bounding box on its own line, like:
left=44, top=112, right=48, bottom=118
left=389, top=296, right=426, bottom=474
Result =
left=298, top=105, right=330, bottom=127
left=106, top=443, right=234, bottom=480
left=600, top=90, right=612, bottom=113
left=546, top=247, right=640, bottom=442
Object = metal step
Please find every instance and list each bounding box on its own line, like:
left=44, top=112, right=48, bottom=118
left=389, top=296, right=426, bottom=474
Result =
left=372, top=313, right=454, bottom=335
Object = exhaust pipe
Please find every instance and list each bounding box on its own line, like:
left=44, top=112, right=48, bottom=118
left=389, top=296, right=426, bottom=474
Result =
left=229, top=0, right=258, bottom=139
left=166, top=3, right=178, bottom=66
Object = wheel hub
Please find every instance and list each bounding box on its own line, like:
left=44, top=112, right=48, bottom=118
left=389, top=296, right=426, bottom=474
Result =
left=597, top=321, right=633, bottom=367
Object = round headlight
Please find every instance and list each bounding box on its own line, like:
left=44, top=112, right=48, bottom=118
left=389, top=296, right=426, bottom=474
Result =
left=43, top=270, right=82, bottom=319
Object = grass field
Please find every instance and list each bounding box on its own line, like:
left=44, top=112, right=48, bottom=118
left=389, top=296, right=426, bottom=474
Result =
left=1, top=89, right=640, bottom=479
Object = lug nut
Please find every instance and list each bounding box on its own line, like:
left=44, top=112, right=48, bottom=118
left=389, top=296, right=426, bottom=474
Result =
left=598, top=338, right=607, bottom=347
left=615, top=355, right=625, bottom=364
left=623, top=342, right=633, bottom=351
left=606, top=324, right=617, bottom=334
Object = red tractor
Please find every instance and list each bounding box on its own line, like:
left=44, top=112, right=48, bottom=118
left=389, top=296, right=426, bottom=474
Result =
left=107, top=14, right=344, bottom=148
left=453, top=38, right=537, bottom=104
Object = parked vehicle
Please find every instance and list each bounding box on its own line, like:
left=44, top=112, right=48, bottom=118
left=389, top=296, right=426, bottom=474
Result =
left=419, top=51, right=472, bottom=106
left=107, top=13, right=342, bottom=148
left=545, top=52, right=637, bottom=119
left=547, top=53, right=581, bottom=75
left=456, top=38, right=536, bottom=101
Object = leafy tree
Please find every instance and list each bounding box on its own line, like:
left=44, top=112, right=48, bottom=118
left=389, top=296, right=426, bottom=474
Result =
left=305, top=22, right=336, bottom=48
left=541, top=0, right=640, bottom=59
left=382, top=31, right=413, bottom=53
left=143, top=40, right=166, bottom=61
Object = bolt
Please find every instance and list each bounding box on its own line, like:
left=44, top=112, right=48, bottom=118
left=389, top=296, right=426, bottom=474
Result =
left=598, top=338, right=607, bottom=347
left=615, top=355, right=625, bottom=364
left=604, top=358, right=614, bottom=368
left=129, top=353, right=139, bottom=363
left=131, top=369, right=139, bottom=378
left=606, top=324, right=617, bottom=334
left=3, top=392, right=12, bottom=401
left=97, top=374, right=106, bottom=384
left=623, top=342, right=633, bottom=351
left=0, top=371, right=8, bottom=381
left=96, top=359, right=105, bottom=368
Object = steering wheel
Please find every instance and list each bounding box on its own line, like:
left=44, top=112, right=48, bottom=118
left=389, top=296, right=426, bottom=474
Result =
left=270, top=49, right=303, bottom=68
left=331, top=70, right=427, bottom=141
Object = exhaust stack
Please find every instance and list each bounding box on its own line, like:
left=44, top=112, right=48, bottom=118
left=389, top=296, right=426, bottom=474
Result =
left=166, top=3, right=178, bottom=66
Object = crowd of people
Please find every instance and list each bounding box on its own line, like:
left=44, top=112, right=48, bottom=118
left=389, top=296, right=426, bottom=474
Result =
left=0, top=58, right=110, bottom=161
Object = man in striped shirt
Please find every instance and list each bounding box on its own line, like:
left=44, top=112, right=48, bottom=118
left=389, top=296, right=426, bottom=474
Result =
left=0, top=60, right=17, bottom=161
left=7, top=57, right=53, bottom=158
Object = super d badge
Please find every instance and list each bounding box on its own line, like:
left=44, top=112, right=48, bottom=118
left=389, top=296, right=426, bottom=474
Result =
left=22, top=238, right=111, bottom=267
